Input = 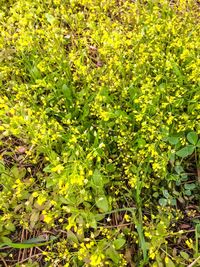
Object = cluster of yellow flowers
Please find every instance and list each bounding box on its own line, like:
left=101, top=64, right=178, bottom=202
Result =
left=1, top=0, right=200, bottom=265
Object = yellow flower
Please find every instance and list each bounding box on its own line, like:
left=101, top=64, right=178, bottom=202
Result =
left=37, top=195, right=46, bottom=206
left=32, top=192, right=39, bottom=198
left=88, top=170, right=93, bottom=176
left=44, top=214, right=52, bottom=224
left=90, top=253, right=105, bottom=266
left=124, top=214, right=131, bottom=222
left=51, top=164, right=64, bottom=174
left=185, top=239, right=193, bottom=249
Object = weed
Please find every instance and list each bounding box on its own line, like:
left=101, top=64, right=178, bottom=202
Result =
left=1, top=0, right=200, bottom=266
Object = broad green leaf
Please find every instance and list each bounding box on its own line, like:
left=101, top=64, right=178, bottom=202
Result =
left=184, top=190, right=191, bottom=196
left=0, top=236, right=12, bottom=243
left=62, top=84, right=72, bottom=102
left=180, top=251, right=189, bottom=260
left=175, top=165, right=184, bottom=174
left=153, top=192, right=159, bottom=198
left=91, top=169, right=105, bottom=188
left=10, top=166, right=26, bottom=179
left=196, top=140, right=200, bottom=148
left=113, top=238, right=126, bottom=250
left=180, top=173, right=188, bottom=181
left=94, top=214, right=105, bottom=221
left=106, top=163, right=116, bottom=173
left=11, top=166, right=19, bottom=178
left=43, top=165, right=52, bottom=173
left=163, top=189, right=169, bottom=198
left=170, top=198, right=177, bottom=206
left=187, top=132, right=198, bottom=145
left=168, top=136, right=179, bottom=145
left=137, top=138, right=146, bottom=148
left=30, top=66, right=41, bottom=80
left=159, top=198, right=167, bottom=207
left=165, top=256, right=176, bottom=267
left=18, top=168, right=26, bottom=179
left=106, top=246, right=120, bottom=264
left=95, top=196, right=109, bottom=212
left=84, top=212, right=97, bottom=229
left=184, top=183, right=196, bottom=190
left=176, top=145, right=195, bottom=158
left=5, top=222, right=15, bottom=232
left=67, top=230, right=79, bottom=244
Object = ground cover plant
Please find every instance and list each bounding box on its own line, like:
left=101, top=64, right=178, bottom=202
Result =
left=0, top=0, right=200, bottom=266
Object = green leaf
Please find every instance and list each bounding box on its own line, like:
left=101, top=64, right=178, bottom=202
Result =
left=169, top=152, right=175, bottom=163
left=11, top=166, right=19, bottom=178
left=89, top=218, right=97, bottom=229
left=195, top=224, right=200, bottom=234
left=137, top=138, right=146, bottom=148
left=23, top=235, right=50, bottom=244
left=0, top=236, right=12, bottom=243
left=180, top=251, right=189, bottom=260
left=175, top=165, right=184, bottom=174
left=170, top=198, right=177, bottom=206
left=30, top=66, right=41, bottom=80
left=106, top=246, right=120, bottom=264
left=168, top=136, right=179, bottom=145
left=180, top=173, right=188, bottom=181
left=165, top=257, right=176, bottom=267
left=0, top=236, right=57, bottom=249
left=0, top=161, right=5, bottom=173
left=184, top=190, right=191, bottom=196
left=62, top=84, right=72, bottom=102
left=176, top=145, right=195, bottom=158
left=5, top=223, right=15, bottom=232
left=171, top=61, right=183, bottom=86
left=10, top=166, right=26, bottom=179
left=159, top=198, right=167, bottom=207
left=113, top=238, right=126, bottom=250
left=85, top=213, right=97, bottom=229
left=91, top=169, right=106, bottom=189
left=94, top=214, right=105, bottom=221
left=196, top=140, right=200, bottom=148
left=43, top=165, right=52, bottom=173
left=163, top=189, right=169, bottom=199
left=95, top=196, right=109, bottom=212
left=67, top=230, right=79, bottom=244
left=187, top=132, right=198, bottom=145
left=184, top=183, right=196, bottom=190
left=106, top=163, right=116, bottom=173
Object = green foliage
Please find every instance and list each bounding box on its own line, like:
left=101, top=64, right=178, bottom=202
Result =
left=175, top=131, right=200, bottom=158
left=0, top=0, right=200, bottom=266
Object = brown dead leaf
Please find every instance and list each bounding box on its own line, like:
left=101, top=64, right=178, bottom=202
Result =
left=30, top=210, right=40, bottom=229
left=180, top=224, right=191, bottom=229
left=124, top=248, right=135, bottom=267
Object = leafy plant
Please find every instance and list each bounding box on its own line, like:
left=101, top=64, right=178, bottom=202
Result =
left=176, top=132, right=200, bottom=158
left=0, top=0, right=200, bottom=266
